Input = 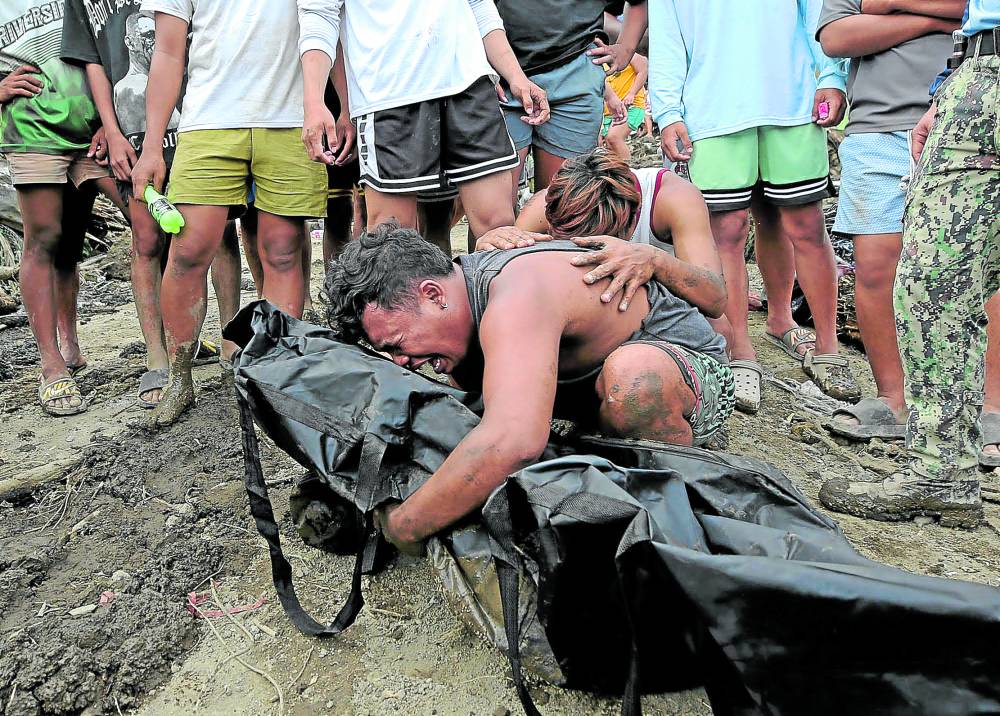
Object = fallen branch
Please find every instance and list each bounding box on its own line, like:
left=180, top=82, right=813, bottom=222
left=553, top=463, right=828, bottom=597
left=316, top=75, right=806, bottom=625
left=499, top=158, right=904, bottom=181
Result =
left=0, top=457, right=82, bottom=503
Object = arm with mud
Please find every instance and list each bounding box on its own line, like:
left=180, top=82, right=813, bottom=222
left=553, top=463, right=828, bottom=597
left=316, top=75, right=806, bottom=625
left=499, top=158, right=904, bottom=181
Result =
left=386, top=282, right=563, bottom=545
left=570, top=175, right=726, bottom=317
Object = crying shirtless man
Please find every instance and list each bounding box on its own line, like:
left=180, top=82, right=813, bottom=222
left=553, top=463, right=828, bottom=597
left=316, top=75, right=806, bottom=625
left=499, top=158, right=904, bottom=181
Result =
left=323, top=221, right=733, bottom=552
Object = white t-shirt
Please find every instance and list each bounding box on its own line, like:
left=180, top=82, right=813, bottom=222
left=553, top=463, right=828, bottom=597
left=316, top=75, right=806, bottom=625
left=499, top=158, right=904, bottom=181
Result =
left=298, top=0, right=502, bottom=117
left=141, top=0, right=306, bottom=132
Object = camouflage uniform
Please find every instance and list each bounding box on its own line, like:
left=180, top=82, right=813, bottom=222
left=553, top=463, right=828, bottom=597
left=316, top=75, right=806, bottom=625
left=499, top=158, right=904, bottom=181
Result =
left=896, top=51, right=1000, bottom=486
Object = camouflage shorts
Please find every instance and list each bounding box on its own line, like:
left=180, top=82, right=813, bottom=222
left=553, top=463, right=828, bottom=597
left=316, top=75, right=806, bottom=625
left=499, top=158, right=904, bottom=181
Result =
left=895, top=52, right=1000, bottom=480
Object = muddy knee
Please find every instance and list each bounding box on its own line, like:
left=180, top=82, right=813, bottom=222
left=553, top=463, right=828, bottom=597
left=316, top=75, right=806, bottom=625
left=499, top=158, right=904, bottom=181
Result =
left=596, top=345, right=694, bottom=441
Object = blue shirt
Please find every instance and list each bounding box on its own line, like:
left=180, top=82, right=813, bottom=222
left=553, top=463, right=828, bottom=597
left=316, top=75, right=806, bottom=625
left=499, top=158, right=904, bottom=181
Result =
left=964, top=0, right=1000, bottom=34
left=648, top=0, right=848, bottom=142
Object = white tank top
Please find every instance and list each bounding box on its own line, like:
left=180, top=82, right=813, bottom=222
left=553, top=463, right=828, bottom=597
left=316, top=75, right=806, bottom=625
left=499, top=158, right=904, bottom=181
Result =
left=629, top=167, right=672, bottom=247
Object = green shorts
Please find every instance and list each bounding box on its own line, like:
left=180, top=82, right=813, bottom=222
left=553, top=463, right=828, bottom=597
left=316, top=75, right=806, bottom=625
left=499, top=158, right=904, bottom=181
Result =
left=686, top=123, right=832, bottom=212
left=601, top=106, right=645, bottom=135
left=168, top=128, right=327, bottom=217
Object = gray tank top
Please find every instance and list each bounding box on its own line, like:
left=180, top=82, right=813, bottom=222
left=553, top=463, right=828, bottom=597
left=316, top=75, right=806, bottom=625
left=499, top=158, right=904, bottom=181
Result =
left=455, top=241, right=727, bottom=363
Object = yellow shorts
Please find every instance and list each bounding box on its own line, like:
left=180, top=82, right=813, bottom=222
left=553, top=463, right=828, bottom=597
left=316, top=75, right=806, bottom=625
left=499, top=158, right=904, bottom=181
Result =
left=6, top=151, right=109, bottom=187
left=168, top=128, right=326, bottom=217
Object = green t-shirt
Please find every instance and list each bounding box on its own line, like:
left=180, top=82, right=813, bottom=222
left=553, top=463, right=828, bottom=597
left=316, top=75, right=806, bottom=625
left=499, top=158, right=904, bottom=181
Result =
left=0, top=1, right=100, bottom=154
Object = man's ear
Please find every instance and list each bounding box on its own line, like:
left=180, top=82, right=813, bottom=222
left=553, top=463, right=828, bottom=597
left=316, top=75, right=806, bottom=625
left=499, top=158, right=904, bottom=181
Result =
left=417, top=279, right=446, bottom=307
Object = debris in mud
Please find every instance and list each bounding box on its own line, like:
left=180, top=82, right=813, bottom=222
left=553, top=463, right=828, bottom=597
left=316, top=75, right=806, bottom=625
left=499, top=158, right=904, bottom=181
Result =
left=119, top=341, right=147, bottom=359
left=0, top=384, right=249, bottom=714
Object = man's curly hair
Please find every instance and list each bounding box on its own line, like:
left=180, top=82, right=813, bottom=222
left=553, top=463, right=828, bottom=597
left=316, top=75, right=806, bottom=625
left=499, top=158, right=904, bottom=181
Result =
left=544, top=148, right=641, bottom=240
left=322, top=221, right=453, bottom=342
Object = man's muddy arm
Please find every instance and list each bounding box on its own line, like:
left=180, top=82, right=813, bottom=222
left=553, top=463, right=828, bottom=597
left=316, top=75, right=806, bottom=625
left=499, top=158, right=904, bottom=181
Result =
left=652, top=176, right=726, bottom=317
left=386, top=292, right=561, bottom=543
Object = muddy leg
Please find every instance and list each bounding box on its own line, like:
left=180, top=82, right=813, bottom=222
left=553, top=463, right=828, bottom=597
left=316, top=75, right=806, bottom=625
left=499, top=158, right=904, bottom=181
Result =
left=212, top=221, right=242, bottom=361
left=983, top=293, right=1000, bottom=458
left=417, top=197, right=456, bottom=256
left=324, top=194, right=354, bottom=265
left=712, top=207, right=755, bottom=361
left=148, top=204, right=230, bottom=428
left=238, top=208, right=262, bottom=299
left=457, top=170, right=516, bottom=251
left=596, top=343, right=696, bottom=445
left=365, top=187, right=418, bottom=231
left=18, top=184, right=75, bottom=409
left=256, top=211, right=307, bottom=317
left=129, top=194, right=168, bottom=403
left=54, top=182, right=96, bottom=372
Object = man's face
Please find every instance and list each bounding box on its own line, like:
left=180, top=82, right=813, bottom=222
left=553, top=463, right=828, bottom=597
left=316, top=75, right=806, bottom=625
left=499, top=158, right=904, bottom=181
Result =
left=126, top=17, right=156, bottom=66
left=362, top=297, right=470, bottom=375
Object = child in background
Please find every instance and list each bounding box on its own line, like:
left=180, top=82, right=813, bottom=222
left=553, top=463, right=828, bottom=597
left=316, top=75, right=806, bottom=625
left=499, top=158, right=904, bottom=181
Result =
left=600, top=53, right=648, bottom=162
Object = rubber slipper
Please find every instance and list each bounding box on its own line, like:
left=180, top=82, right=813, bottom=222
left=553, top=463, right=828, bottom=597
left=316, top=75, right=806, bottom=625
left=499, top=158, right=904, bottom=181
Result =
left=825, top=397, right=906, bottom=442
left=67, top=362, right=87, bottom=376
left=137, top=368, right=168, bottom=409
left=978, top=412, right=1000, bottom=469
left=192, top=339, right=220, bottom=366
left=38, top=375, right=88, bottom=417
left=764, top=327, right=816, bottom=363
left=803, top=350, right=861, bottom=402
left=730, top=359, right=763, bottom=415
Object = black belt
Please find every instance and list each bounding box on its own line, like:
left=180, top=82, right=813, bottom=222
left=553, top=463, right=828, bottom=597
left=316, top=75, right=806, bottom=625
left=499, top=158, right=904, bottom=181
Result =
left=971, top=28, right=1000, bottom=57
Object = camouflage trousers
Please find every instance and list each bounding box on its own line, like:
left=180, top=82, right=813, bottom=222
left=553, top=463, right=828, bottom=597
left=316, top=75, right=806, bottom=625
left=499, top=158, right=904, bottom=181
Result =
left=895, top=53, right=1000, bottom=482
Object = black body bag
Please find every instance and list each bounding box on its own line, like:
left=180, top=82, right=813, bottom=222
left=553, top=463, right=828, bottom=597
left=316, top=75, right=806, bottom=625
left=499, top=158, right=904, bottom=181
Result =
left=226, top=302, right=1000, bottom=716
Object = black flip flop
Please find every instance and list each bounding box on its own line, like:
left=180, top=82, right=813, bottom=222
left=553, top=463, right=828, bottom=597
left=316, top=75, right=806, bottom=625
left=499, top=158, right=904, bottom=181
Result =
left=138, top=368, right=168, bottom=409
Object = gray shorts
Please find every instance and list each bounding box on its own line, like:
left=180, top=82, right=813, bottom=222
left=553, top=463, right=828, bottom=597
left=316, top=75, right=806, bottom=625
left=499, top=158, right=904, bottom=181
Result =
left=500, top=48, right=605, bottom=159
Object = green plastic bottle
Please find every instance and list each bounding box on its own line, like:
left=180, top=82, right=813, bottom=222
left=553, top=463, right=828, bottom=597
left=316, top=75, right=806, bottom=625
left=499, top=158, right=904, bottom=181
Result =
left=143, top=186, right=185, bottom=234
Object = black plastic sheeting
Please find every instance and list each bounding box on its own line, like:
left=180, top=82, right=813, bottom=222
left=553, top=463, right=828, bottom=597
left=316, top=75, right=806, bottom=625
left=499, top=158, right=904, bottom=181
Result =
left=227, top=301, right=1000, bottom=716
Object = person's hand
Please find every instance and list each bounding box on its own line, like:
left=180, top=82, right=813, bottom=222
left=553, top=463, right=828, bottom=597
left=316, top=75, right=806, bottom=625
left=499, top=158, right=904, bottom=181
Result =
left=813, top=88, right=847, bottom=127
left=476, top=226, right=551, bottom=251
left=103, top=130, right=139, bottom=181
left=374, top=503, right=425, bottom=557
left=302, top=100, right=338, bottom=165
left=622, top=92, right=637, bottom=108
left=508, top=77, right=550, bottom=125
left=331, top=112, right=356, bottom=166
left=860, top=0, right=895, bottom=13
left=569, top=236, right=657, bottom=311
left=0, top=65, right=42, bottom=103
left=911, top=102, right=936, bottom=163
left=606, top=93, right=627, bottom=125
left=88, top=126, right=107, bottom=164
left=131, top=149, right=167, bottom=198
left=587, top=38, right=634, bottom=74
left=660, top=121, right=692, bottom=162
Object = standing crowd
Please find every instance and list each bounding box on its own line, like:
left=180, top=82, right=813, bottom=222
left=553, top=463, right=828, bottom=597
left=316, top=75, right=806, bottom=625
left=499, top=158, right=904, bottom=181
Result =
left=1, top=0, right=997, bottom=531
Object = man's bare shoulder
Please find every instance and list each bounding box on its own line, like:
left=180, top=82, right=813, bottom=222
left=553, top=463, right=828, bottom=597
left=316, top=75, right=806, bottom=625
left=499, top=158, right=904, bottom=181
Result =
left=489, top=249, right=593, bottom=297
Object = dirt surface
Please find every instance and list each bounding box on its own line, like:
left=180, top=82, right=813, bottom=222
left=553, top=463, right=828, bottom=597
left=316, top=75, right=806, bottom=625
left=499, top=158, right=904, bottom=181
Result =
left=1, top=226, right=999, bottom=716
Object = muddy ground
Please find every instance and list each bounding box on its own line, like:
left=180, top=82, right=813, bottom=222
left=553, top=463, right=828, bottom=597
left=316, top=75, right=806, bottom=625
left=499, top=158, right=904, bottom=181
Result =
left=1, top=208, right=999, bottom=716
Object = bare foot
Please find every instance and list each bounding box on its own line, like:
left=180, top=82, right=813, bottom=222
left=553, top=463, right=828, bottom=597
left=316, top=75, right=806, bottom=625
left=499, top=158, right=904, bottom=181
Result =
left=142, top=377, right=194, bottom=429
left=142, top=344, right=196, bottom=429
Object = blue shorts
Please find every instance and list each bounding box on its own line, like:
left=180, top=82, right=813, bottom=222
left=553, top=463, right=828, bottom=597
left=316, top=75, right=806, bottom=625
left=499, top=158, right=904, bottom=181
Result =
left=833, top=131, right=912, bottom=236
left=500, top=47, right=605, bottom=159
